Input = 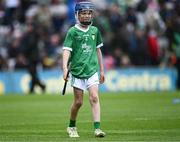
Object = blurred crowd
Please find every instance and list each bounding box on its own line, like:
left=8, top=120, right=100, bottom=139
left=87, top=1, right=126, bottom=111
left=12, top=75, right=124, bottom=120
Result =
left=0, top=0, right=179, bottom=71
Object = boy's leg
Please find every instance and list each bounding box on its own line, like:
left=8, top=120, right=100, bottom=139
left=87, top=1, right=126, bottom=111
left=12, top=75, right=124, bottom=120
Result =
left=70, top=87, right=84, bottom=123
left=67, top=87, right=83, bottom=138
left=88, top=85, right=100, bottom=123
left=88, top=85, right=105, bottom=137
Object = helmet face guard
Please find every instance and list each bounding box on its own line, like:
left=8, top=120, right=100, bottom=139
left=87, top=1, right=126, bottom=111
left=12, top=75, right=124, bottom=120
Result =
left=75, top=2, right=95, bottom=26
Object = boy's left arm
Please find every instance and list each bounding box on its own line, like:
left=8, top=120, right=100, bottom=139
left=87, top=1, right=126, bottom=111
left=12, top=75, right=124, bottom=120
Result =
left=97, top=48, right=105, bottom=84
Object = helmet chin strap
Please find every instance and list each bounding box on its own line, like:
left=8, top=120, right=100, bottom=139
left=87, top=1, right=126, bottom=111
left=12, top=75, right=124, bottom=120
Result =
left=80, top=21, right=92, bottom=26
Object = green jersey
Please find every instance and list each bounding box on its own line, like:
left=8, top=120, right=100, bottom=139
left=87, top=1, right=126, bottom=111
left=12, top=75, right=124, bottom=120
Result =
left=63, top=24, right=103, bottom=79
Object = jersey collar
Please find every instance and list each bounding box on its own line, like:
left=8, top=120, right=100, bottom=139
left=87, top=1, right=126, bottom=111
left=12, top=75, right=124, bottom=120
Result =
left=75, top=24, right=90, bottom=32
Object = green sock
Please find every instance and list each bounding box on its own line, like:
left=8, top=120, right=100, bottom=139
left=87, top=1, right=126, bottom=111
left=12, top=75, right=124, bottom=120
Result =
left=94, top=122, right=100, bottom=129
left=69, top=120, right=76, bottom=127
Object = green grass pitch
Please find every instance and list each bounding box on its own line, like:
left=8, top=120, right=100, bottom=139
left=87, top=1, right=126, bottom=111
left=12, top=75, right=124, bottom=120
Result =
left=0, top=91, right=180, bottom=142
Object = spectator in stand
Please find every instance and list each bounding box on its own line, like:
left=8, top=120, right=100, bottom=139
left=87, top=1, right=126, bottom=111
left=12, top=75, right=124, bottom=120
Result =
left=3, top=0, right=20, bottom=25
left=42, top=33, right=62, bottom=68
left=34, top=3, right=52, bottom=30
left=50, top=0, right=68, bottom=32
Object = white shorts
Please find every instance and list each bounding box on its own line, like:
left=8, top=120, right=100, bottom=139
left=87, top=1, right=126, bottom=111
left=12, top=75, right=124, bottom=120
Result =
left=71, top=72, right=99, bottom=91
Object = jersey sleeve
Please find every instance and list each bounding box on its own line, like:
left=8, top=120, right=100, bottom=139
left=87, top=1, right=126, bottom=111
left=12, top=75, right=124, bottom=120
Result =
left=63, top=30, right=73, bottom=51
left=96, top=28, right=103, bottom=48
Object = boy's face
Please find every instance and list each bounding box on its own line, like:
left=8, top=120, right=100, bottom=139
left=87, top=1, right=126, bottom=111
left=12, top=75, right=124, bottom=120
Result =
left=78, top=10, right=93, bottom=25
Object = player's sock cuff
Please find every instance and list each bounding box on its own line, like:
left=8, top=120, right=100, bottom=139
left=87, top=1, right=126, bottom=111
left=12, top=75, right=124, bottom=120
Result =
left=94, top=122, right=100, bottom=129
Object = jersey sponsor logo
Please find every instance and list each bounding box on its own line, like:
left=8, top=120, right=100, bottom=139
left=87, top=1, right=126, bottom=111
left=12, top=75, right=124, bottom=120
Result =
left=82, top=43, right=92, bottom=53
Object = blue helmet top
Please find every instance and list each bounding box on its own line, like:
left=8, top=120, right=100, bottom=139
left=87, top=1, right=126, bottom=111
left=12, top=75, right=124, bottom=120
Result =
left=75, top=1, right=95, bottom=13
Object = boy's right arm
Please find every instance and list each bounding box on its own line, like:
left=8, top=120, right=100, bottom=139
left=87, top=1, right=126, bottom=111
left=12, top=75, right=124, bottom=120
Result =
left=62, top=49, right=71, bottom=81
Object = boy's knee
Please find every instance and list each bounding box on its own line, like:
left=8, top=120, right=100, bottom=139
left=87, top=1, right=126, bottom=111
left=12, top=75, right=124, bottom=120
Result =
left=75, top=100, right=83, bottom=108
left=90, top=95, right=99, bottom=104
